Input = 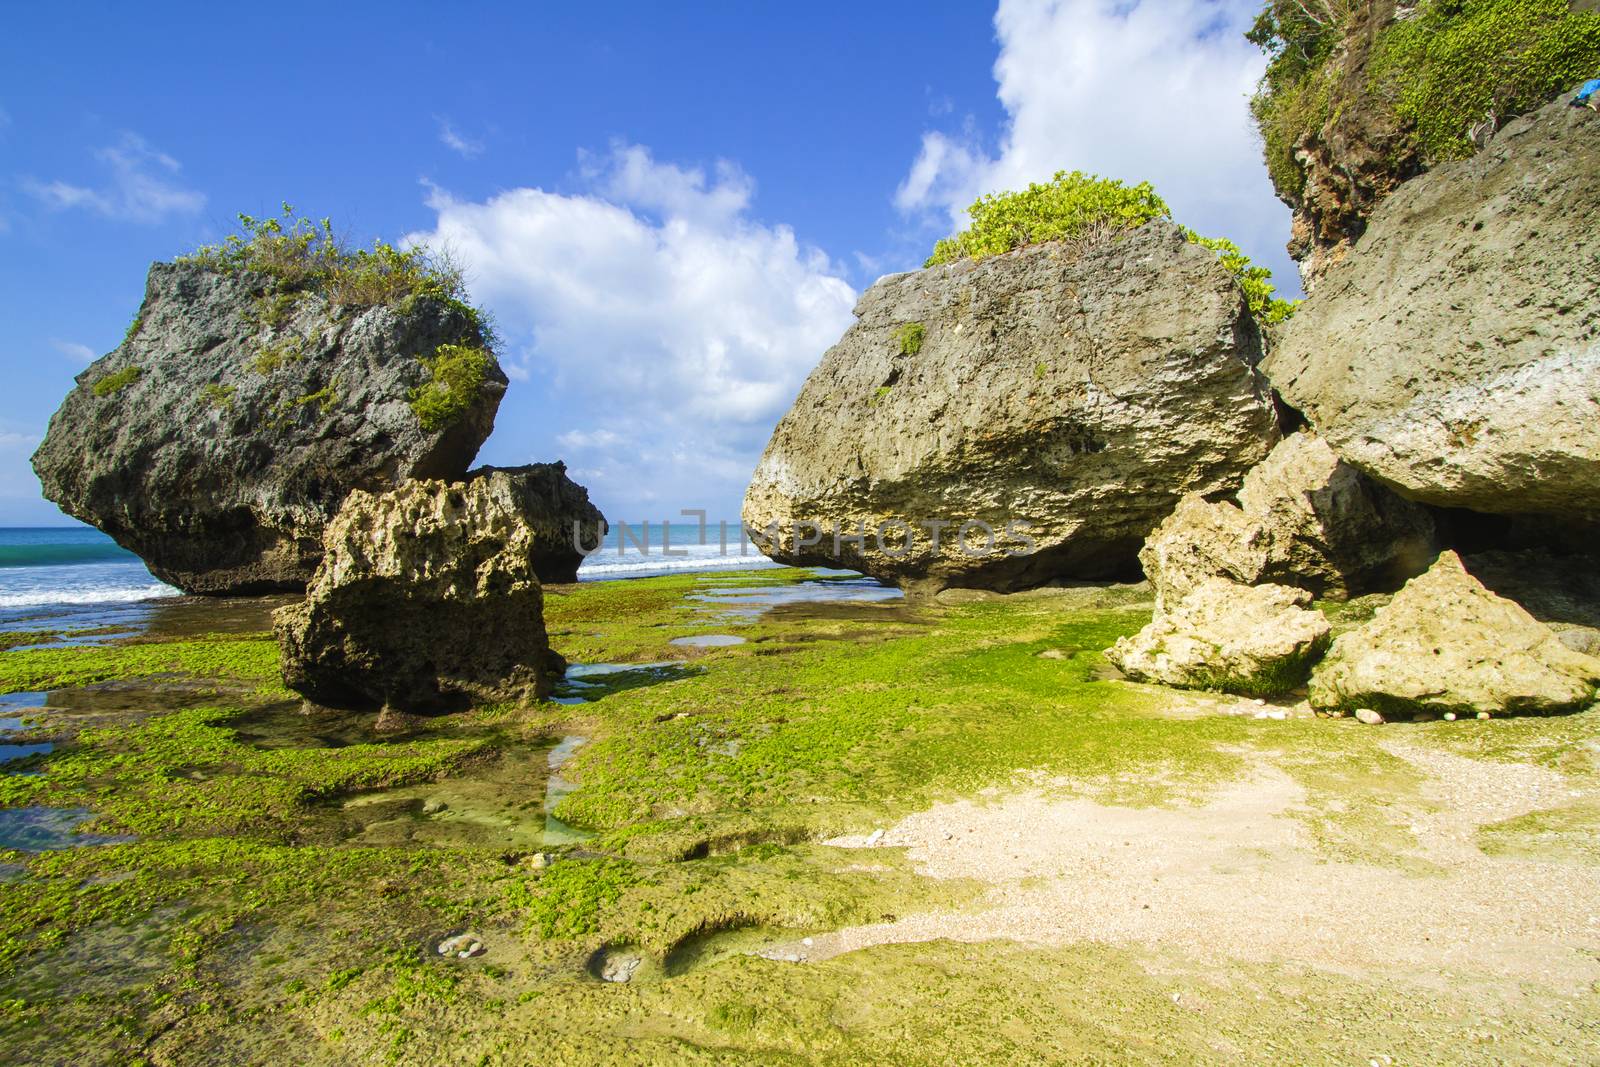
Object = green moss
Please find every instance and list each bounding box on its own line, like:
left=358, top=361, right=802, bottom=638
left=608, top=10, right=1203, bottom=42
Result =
left=893, top=322, right=924, bottom=356
left=408, top=344, right=491, bottom=431
left=120, top=313, right=143, bottom=348
left=200, top=383, right=235, bottom=410
left=91, top=366, right=142, bottom=398
left=291, top=378, right=340, bottom=417
left=510, top=857, right=641, bottom=939
left=251, top=334, right=306, bottom=374
left=0, top=633, right=284, bottom=695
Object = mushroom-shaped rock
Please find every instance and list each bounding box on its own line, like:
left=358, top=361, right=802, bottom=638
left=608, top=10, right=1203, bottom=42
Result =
left=742, top=220, right=1280, bottom=593
left=32, top=261, right=507, bottom=594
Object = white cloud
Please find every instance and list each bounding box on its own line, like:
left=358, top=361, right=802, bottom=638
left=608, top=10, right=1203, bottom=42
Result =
left=897, top=0, right=1297, bottom=293
left=23, top=132, right=205, bottom=224
left=407, top=145, right=857, bottom=515
left=50, top=339, right=96, bottom=364
left=437, top=118, right=484, bottom=159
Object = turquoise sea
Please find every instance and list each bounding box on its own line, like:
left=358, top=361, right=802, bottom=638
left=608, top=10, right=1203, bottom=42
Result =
left=0, top=522, right=779, bottom=631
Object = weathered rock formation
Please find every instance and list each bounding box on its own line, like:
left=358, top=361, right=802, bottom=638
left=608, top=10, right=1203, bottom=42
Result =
left=466, top=463, right=607, bottom=584
left=32, top=262, right=507, bottom=594
left=1263, top=98, right=1600, bottom=528
left=1140, top=431, right=1435, bottom=609
left=1308, top=552, right=1600, bottom=716
left=1108, top=579, right=1332, bottom=697
left=274, top=475, right=553, bottom=711
left=743, top=221, right=1280, bottom=593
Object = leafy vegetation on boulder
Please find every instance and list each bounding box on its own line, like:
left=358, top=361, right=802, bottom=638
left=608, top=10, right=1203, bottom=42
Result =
left=90, top=365, right=142, bottom=397
left=1246, top=0, right=1600, bottom=278
left=926, top=170, right=1297, bottom=324
left=410, top=344, right=494, bottom=431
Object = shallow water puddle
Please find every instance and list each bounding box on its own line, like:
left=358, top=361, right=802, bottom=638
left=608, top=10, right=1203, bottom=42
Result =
left=0, top=742, right=53, bottom=764
left=0, top=807, right=131, bottom=851
left=317, top=737, right=594, bottom=850
left=550, top=662, right=700, bottom=705
left=669, top=633, right=746, bottom=648
left=689, top=576, right=903, bottom=620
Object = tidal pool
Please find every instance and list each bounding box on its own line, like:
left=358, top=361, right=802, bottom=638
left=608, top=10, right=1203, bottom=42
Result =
left=669, top=633, right=746, bottom=648
left=0, top=807, right=131, bottom=852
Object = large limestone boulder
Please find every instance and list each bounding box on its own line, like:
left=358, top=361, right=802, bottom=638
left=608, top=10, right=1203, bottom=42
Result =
left=274, top=474, right=554, bottom=711
left=1309, top=551, right=1600, bottom=717
left=1263, top=98, right=1600, bottom=527
left=742, top=220, right=1280, bottom=592
left=466, top=463, right=607, bottom=584
left=1141, top=431, right=1435, bottom=609
left=33, top=261, right=508, bottom=594
left=1107, top=579, right=1332, bottom=697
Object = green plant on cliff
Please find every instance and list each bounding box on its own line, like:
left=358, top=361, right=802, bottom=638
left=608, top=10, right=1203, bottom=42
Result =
left=1248, top=0, right=1600, bottom=199
left=893, top=322, right=925, bottom=355
left=927, top=170, right=1297, bottom=323
left=925, top=171, right=1169, bottom=266
left=409, top=344, right=491, bottom=431
left=179, top=204, right=481, bottom=318
left=92, top=365, right=142, bottom=397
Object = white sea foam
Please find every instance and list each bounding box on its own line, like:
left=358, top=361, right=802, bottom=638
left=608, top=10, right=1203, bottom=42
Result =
left=0, top=583, right=181, bottom=609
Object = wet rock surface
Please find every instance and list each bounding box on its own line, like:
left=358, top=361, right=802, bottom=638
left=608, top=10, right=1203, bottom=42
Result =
left=1309, top=551, right=1600, bottom=717
left=743, top=221, right=1279, bottom=593
left=32, top=261, right=507, bottom=594
left=274, top=475, right=552, bottom=711
left=1140, top=431, right=1435, bottom=609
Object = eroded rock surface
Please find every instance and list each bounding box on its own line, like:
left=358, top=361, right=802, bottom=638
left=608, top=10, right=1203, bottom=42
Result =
left=274, top=475, right=552, bottom=711
left=33, top=262, right=507, bottom=593
left=1108, top=579, right=1332, bottom=697
left=1309, top=551, right=1600, bottom=716
left=1263, top=99, right=1600, bottom=527
left=743, top=221, right=1279, bottom=593
left=1141, top=431, right=1435, bottom=609
left=466, top=463, right=606, bottom=584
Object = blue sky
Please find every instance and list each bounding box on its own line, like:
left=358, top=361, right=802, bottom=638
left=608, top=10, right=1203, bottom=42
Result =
left=0, top=0, right=1292, bottom=526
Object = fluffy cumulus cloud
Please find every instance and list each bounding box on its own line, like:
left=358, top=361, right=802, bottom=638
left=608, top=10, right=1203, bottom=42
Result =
left=898, top=0, right=1296, bottom=292
left=23, top=132, right=205, bottom=225
left=407, top=145, right=856, bottom=516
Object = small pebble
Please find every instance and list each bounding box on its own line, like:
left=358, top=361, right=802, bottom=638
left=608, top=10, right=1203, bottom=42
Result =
left=1476, top=711, right=1491, bottom=720
left=1444, top=712, right=1457, bottom=721
left=1354, top=708, right=1384, bottom=725
left=437, top=932, right=485, bottom=959
left=525, top=852, right=551, bottom=870
left=421, top=798, right=447, bottom=815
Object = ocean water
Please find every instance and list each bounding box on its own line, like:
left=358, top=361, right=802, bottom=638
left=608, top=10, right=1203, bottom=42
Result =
left=0, top=522, right=782, bottom=631
left=575, top=521, right=782, bottom=580
left=0, top=528, right=179, bottom=630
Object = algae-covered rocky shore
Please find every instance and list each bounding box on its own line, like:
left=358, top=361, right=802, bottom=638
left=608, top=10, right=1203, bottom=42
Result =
left=3, top=570, right=1599, bottom=1064
left=7, top=0, right=1600, bottom=1062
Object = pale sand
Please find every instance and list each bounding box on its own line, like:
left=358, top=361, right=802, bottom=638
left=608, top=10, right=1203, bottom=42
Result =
left=770, top=743, right=1600, bottom=991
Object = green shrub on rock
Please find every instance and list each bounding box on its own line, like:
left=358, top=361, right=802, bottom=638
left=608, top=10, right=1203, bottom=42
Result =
left=926, top=170, right=1297, bottom=324
left=410, top=344, right=492, bottom=431
left=92, top=365, right=142, bottom=397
